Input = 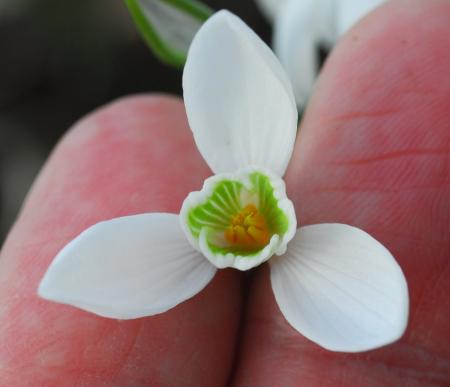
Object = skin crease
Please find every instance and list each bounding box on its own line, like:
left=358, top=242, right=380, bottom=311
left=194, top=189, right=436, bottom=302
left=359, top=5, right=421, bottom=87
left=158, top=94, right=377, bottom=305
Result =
left=0, top=1, right=448, bottom=386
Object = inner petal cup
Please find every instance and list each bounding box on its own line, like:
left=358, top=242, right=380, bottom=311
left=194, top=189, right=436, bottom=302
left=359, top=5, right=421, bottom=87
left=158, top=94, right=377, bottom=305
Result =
left=180, top=167, right=296, bottom=271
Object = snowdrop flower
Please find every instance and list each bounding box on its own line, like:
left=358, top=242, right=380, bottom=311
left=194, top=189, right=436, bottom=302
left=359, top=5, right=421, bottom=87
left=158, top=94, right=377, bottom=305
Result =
left=256, top=0, right=384, bottom=108
left=39, top=10, right=408, bottom=352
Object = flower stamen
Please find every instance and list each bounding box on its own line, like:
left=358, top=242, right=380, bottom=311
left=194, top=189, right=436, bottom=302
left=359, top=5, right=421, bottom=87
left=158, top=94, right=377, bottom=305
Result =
left=224, top=204, right=270, bottom=250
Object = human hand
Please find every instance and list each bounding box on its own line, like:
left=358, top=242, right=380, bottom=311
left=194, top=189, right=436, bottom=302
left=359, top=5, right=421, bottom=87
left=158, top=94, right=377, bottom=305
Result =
left=1, top=1, right=449, bottom=385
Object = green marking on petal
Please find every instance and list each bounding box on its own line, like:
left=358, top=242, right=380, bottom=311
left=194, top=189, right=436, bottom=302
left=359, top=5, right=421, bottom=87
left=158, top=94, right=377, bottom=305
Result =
left=249, top=172, right=289, bottom=236
left=188, top=179, right=243, bottom=237
left=206, top=236, right=263, bottom=257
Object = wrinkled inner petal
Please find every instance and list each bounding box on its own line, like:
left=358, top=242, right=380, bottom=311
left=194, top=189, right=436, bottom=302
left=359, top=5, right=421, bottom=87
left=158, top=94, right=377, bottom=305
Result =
left=180, top=168, right=296, bottom=270
left=187, top=172, right=288, bottom=254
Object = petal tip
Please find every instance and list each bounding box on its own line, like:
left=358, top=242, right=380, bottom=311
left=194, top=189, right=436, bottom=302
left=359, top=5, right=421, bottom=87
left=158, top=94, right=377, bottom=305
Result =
left=37, top=275, right=52, bottom=301
left=37, top=259, right=64, bottom=302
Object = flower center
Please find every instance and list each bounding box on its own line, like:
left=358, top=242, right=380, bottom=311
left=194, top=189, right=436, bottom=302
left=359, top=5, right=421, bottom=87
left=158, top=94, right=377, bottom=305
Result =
left=224, top=204, right=270, bottom=250
left=180, top=168, right=297, bottom=270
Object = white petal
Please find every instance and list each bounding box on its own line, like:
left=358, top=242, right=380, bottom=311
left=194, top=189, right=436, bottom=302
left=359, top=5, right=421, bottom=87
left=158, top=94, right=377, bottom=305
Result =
left=39, top=213, right=216, bottom=319
left=183, top=10, right=297, bottom=176
left=273, top=0, right=336, bottom=108
left=336, top=0, right=384, bottom=36
left=254, top=0, right=288, bottom=22
left=270, top=224, right=408, bottom=352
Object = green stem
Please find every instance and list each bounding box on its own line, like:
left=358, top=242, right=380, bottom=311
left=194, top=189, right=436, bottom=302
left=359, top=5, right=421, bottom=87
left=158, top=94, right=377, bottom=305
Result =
left=124, top=0, right=212, bottom=68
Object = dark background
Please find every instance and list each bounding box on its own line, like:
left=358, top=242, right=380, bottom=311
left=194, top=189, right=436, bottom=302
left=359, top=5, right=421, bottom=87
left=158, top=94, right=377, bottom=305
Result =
left=0, top=0, right=271, bottom=243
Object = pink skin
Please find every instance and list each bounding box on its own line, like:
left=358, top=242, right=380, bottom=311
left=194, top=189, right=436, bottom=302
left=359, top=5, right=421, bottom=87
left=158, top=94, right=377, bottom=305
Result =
left=234, top=0, right=450, bottom=385
left=0, top=0, right=449, bottom=385
left=0, top=98, right=242, bottom=386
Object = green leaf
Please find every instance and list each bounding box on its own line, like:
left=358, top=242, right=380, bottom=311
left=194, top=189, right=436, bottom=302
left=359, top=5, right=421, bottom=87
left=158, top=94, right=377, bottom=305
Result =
left=124, top=0, right=213, bottom=68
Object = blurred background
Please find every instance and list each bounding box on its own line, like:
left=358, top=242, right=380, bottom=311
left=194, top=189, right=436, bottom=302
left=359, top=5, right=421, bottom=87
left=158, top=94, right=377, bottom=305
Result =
left=0, top=0, right=272, bottom=243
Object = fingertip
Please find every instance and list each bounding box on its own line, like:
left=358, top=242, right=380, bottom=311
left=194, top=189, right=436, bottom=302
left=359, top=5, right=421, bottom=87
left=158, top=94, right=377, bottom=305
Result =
left=0, top=94, right=240, bottom=386
left=237, top=0, right=450, bottom=383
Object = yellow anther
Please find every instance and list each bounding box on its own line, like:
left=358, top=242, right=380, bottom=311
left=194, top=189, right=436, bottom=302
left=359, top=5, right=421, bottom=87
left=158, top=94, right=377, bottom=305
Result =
left=224, top=205, right=270, bottom=250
